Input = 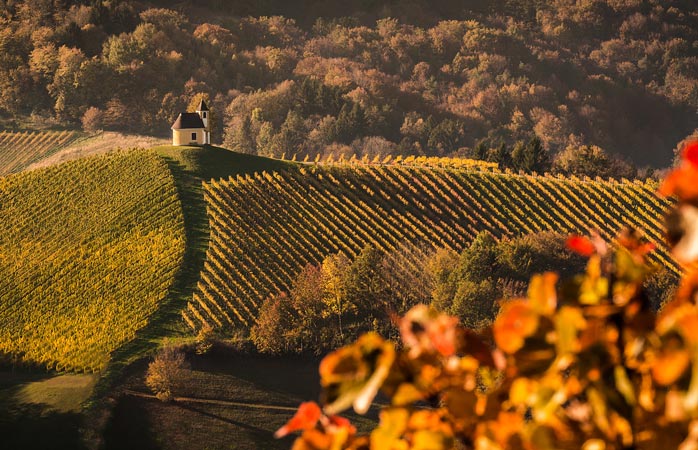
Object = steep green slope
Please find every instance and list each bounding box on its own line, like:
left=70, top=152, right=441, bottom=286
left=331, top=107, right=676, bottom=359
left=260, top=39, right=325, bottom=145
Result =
left=185, top=164, right=674, bottom=331
left=0, top=151, right=186, bottom=372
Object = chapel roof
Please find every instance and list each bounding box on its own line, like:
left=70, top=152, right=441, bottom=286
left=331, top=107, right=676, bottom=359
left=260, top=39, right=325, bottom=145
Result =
left=171, top=112, right=205, bottom=130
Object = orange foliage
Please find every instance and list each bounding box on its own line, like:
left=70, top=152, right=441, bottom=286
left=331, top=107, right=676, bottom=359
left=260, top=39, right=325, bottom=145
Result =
left=276, top=146, right=698, bottom=448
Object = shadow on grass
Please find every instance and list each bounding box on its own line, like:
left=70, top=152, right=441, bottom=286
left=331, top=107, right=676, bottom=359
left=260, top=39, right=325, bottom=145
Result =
left=153, top=145, right=295, bottom=181
left=102, top=395, right=160, bottom=450
left=0, top=394, right=86, bottom=450
left=174, top=401, right=270, bottom=435
left=189, top=349, right=322, bottom=402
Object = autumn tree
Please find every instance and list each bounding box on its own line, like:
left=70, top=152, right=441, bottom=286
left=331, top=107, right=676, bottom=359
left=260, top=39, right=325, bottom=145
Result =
left=321, top=252, right=354, bottom=341
left=145, top=344, right=190, bottom=402
left=553, top=144, right=636, bottom=179
left=81, top=106, right=103, bottom=132
left=251, top=292, right=295, bottom=354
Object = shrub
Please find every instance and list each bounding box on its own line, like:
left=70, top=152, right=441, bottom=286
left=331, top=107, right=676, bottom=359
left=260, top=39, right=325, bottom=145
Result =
left=195, top=324, right=216, bottom=355
left=145, top=344, right=190, bottom=402
left=81, top=107, right=103, bottom=133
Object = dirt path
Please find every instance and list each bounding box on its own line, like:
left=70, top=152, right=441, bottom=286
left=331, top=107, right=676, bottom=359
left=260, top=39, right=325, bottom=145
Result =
left=123, top=389, right=300, bottom=411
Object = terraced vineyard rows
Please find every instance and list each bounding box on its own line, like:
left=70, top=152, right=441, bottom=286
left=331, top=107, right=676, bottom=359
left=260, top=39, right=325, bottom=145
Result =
left=0, top=130, right=83, bottom=175
left=184, top=165, right=674, bottom=331
left=0, top=151, right=185, bottom=372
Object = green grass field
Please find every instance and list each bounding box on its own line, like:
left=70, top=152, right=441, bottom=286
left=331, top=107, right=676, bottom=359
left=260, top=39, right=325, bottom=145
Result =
left=103, top=351, right=376, bottom=450
left=0, top=370, right=96, bottom=450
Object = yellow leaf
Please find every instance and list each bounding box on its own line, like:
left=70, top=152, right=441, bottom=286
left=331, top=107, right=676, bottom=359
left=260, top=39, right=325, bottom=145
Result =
left=411, top=429, right=453, bottom=450
left=582, top=439, right=606, bottom=450
left=370, top=408, right=409, bottom=450
left=320, top=333, right=396, bottom=415
left=528, top=272, right=558, bottom=314
left=391, top=383, right=424, bottom=406
left=509, top=378, right=536, bottom=406
left=555, top=306, right=586, bottom=355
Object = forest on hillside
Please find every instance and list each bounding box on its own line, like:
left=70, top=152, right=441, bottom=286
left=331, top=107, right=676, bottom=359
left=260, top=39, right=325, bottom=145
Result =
left=0, top=0, right=697, bottom=167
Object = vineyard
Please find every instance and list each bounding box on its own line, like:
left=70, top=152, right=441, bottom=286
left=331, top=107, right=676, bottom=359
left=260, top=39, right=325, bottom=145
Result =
left=0, top=130, right=84, bottom=175
left=0, top=150, right=186, bottom=372
left=185, top=164, right=674, bottom=331
left=0, top=143, right=677, bottom=369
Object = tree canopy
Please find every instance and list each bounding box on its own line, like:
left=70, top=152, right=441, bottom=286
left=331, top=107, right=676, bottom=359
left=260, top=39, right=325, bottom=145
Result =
left=0, top=0, right=696, bottom=167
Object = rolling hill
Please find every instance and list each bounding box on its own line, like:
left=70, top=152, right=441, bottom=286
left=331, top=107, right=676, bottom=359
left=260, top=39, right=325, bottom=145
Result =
left=0, top=130, right=84, bottom=176
left=0, top=143, right=676, bottom=371
left=0, top=150, right=186, bottom=372
left=183, top=157, right=674, bottom=332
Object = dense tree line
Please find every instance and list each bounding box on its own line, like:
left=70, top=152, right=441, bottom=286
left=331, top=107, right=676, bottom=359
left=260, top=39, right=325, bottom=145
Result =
left=1, top=0, right=697, bottom=168
left=251, top=232, right=677, bottom=354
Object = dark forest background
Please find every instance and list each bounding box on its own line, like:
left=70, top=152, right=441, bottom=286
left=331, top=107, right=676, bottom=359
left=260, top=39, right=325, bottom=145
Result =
left=1, top=0, right=697, bottom=168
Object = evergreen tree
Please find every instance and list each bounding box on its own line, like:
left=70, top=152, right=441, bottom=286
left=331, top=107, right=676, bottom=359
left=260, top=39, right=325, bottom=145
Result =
left=473, top=140, right=489, bottom=160
left=331, top=103, right=366, bottom=144
left=427, top=119, right=465, bottom=156
left=227, top=115, right=256, bottom=154
left=491, top=141, right=512, bottom=169
left=522, top=136, right=550, bottom=173
left=511, top=136, right=549, bottom=173
left=255, top=121, right=275, bottom=157
left=272, top=109, right=306, bottom=157
left=348, top=103, right=366, bottom=132
left=510, top=140, right=526, bottom=171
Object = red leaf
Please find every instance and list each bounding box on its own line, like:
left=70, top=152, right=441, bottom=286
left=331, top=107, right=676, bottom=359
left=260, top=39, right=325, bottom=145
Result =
left=275, top=402, right=322, bottom=438
left=566, top=235, right=595, bottom=257
left=659, top=165, right=698, bottom=200
left=326, top=415, right=356, bottom=435
left=638, top=242, right=656, bottom=256
left=683, top=140, right=698, bottom=167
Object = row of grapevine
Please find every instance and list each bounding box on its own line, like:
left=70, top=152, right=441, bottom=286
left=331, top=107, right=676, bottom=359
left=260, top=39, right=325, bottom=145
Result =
left=280, top=152, right=499, bottom=171
left=0, top=130, right=83, bottom=175
left=185, top=164, right=674, bottom=332
left=0, top=150, right=186, bottom=372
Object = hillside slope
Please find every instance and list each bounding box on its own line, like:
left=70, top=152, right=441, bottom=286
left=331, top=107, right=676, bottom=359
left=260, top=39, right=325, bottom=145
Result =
left=24, top=132, right=169, bottom=172
left=185, top=163, right=674, bottom=331
left=0, top=130, right=84, bottom=176
left=0, top=151, right=186, bottom=372
left=0, top=143, right=674, bottom=368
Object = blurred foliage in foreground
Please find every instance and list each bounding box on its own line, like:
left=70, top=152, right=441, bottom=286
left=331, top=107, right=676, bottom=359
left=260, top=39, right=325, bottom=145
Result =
left=274, top=141, right=698, bottom=449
